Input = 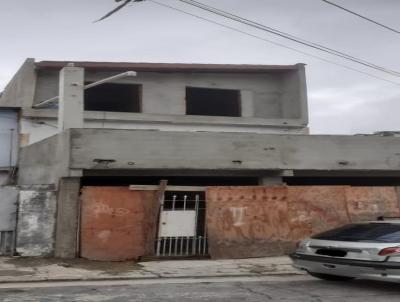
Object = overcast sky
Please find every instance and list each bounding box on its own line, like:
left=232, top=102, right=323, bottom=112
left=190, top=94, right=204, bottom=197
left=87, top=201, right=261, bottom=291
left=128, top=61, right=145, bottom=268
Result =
left=0, top=0, right=399, bottom=134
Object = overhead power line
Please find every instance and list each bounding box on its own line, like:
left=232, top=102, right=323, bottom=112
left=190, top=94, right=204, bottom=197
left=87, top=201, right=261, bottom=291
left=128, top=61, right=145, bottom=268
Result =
left=320, top=0, right=400, bottom=35
left=172, top=0, right=400, bottom=78
left=148, top=0, right=400, bottom=87
left=96, top=0, right=144, bottom=22
left=97, top=0, right=400, bottom=83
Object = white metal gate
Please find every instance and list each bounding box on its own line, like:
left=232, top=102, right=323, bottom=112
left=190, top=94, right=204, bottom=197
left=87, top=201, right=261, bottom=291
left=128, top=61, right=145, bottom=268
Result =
left=156, top=189, right=208, bottom=257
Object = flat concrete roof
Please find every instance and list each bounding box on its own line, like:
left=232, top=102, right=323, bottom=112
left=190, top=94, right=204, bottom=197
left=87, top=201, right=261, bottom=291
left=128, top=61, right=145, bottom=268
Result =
left=35, top=61, right=304, bottom=73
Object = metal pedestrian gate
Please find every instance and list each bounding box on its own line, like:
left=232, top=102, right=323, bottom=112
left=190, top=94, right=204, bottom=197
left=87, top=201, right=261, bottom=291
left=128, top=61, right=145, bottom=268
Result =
left=156, top=189, right=208, bottom=257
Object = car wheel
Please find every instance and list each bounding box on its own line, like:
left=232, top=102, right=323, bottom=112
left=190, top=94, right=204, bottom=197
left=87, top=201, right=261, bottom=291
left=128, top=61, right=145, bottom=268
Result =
left=308, top=272, right=355, bottom=281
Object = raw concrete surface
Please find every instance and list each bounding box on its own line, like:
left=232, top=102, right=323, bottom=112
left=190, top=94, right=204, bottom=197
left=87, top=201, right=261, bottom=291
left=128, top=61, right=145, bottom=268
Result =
left=0, top=275, right=399, bottom=301
left=69, top=128, right=400, bottom=171
left=0, top=256, right=298, bottom=283
left=16, top=190, right=57, bottom=257
left=0, top=187, right=18, bottom=231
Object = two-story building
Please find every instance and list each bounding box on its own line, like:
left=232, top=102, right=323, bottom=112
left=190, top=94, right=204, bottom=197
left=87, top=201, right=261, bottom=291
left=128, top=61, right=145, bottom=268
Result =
left=1, top=58, right=400, bottom=261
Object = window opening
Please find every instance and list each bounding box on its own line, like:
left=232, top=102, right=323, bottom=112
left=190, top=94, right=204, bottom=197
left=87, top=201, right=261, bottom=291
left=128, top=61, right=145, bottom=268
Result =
left=186, top=87, right=241, bottom=117
left=84, top=83, right=141, bottom=113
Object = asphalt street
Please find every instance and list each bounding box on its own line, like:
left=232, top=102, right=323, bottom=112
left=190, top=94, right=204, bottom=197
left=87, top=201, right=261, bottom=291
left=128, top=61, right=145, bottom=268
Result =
left=0, top=275, right=399, bottom=301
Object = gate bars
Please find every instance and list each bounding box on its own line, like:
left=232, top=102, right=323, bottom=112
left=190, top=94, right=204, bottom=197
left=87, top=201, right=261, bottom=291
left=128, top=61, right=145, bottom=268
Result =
left=155, top=191, right=208, bottom=257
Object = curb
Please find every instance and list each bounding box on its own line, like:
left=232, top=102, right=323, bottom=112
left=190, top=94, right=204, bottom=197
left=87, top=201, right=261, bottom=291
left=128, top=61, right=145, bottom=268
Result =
left=0, top=272, right=304, bottom=284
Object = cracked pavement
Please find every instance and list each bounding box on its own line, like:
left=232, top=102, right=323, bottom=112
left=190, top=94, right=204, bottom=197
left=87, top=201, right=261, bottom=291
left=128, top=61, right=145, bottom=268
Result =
left=0, top=256, right=298, bottom=282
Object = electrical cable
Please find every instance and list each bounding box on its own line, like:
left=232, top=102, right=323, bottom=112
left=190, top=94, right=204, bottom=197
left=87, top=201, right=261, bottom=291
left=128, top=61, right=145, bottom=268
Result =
left=171, top=0, right=400, bottom=77
left=147, top=0, right=400, bottom=86
left=320, top=0, right=400, bottom=35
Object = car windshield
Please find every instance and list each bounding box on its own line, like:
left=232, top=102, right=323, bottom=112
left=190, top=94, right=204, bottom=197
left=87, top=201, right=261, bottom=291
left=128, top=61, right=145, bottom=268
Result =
left=312, top=223, right=400, bottom=243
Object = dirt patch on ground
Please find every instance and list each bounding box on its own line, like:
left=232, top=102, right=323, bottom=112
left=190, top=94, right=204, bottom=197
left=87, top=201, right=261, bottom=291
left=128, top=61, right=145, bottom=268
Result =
left=5, top=257, right=142, bottom=274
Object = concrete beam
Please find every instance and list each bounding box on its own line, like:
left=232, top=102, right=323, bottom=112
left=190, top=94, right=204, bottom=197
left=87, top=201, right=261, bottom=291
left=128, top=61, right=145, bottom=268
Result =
left=54, top=177, right=81, bottom=258
left=58, top=66, right=84, bottom=132
left=69, top=129, right=400, bottom=172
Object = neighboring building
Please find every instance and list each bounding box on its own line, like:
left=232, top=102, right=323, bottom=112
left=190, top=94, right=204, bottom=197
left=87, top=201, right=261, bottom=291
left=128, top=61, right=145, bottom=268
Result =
left=0, top=108, right=18, bottom=185
left=0, top=108, right=18, bottom=254
left=0, top=58, right=400, bottom=260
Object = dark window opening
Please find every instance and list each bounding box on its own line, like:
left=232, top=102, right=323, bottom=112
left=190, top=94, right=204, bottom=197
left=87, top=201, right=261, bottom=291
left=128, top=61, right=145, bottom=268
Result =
left=84, top=83, right=141, bottom=113
left=283, top=177, right=400, bottom=186
left=81, top=176, right=258, bottom=186
left=186, top=87, right=241, bottom=117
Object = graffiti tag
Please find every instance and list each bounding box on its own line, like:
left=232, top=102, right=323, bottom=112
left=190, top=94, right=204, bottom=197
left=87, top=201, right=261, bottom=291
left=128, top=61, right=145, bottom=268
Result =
left=88, top=202, right=131, bottom=218
left=229, top=207, right=247, bottom=227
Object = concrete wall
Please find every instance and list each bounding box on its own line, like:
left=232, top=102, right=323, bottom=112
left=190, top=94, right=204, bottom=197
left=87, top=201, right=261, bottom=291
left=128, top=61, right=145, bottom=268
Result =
left=16, top=189, right=57, bottom=257
left=69, top=129, right=400, bottom=172
left=20, top=117, right=58, bottom=146
left=18, top=130, right=71, bottom=185
left=0, top=59, right=36, bottom=108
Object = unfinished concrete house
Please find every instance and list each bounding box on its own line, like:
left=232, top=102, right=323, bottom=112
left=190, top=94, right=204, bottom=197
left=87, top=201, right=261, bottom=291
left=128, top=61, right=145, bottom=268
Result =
left=1, top=58, right=400, bottom=260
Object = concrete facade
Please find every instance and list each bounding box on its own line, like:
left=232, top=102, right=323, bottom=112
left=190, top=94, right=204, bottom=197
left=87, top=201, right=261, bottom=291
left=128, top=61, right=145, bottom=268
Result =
left=69, top=129, right=400, bottom=172
left=0, top=59, right=309, bottom=146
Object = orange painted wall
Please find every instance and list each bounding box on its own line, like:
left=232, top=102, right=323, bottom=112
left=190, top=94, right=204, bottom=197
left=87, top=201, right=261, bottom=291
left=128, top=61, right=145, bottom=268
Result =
left=80, top=187, right=158, bottom=261
left=206, top=186, right=400, bottom=259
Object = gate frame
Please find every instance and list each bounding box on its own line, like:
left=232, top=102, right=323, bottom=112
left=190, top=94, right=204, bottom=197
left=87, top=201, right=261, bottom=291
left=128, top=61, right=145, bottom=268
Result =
left=129, top=185, right=208, bottom=258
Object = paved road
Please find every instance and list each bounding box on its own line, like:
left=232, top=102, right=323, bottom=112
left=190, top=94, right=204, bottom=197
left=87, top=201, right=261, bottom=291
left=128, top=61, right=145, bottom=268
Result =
left=0, top=275, right=399, bottom=301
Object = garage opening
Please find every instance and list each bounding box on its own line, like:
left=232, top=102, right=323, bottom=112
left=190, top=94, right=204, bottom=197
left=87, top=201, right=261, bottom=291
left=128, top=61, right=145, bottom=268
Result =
left=84, top=83, right=141, bottom=113
left=186, top=87, right=241, bottom=117
left=284, top=177, right=400, bottom=186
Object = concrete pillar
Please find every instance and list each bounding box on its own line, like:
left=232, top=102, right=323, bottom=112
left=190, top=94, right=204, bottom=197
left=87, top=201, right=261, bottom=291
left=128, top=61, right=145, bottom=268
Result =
left=58, top=65, right=84, bottom=132
left=55, top=177, right=81, bottom=258
left=240, top=90, right=254, bottom=117
left=296, top=63, right=309, bottom=125
left=259, top=175, right=284, bottom=186
left=259, top=170, right=293, bottom=186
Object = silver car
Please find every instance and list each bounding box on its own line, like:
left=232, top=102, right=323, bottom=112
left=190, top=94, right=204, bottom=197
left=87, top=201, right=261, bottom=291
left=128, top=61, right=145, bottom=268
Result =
left=290, top=218, right=400, bottom=282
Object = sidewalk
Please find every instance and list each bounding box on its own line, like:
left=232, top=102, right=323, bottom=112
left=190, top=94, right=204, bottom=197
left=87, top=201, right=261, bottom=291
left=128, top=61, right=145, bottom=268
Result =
left=0, top=256, right=302, bottom=283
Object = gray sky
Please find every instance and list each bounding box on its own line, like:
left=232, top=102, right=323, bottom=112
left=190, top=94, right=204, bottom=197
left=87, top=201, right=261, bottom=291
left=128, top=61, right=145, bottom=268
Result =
left=1, top=0, right=399, bottom=134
